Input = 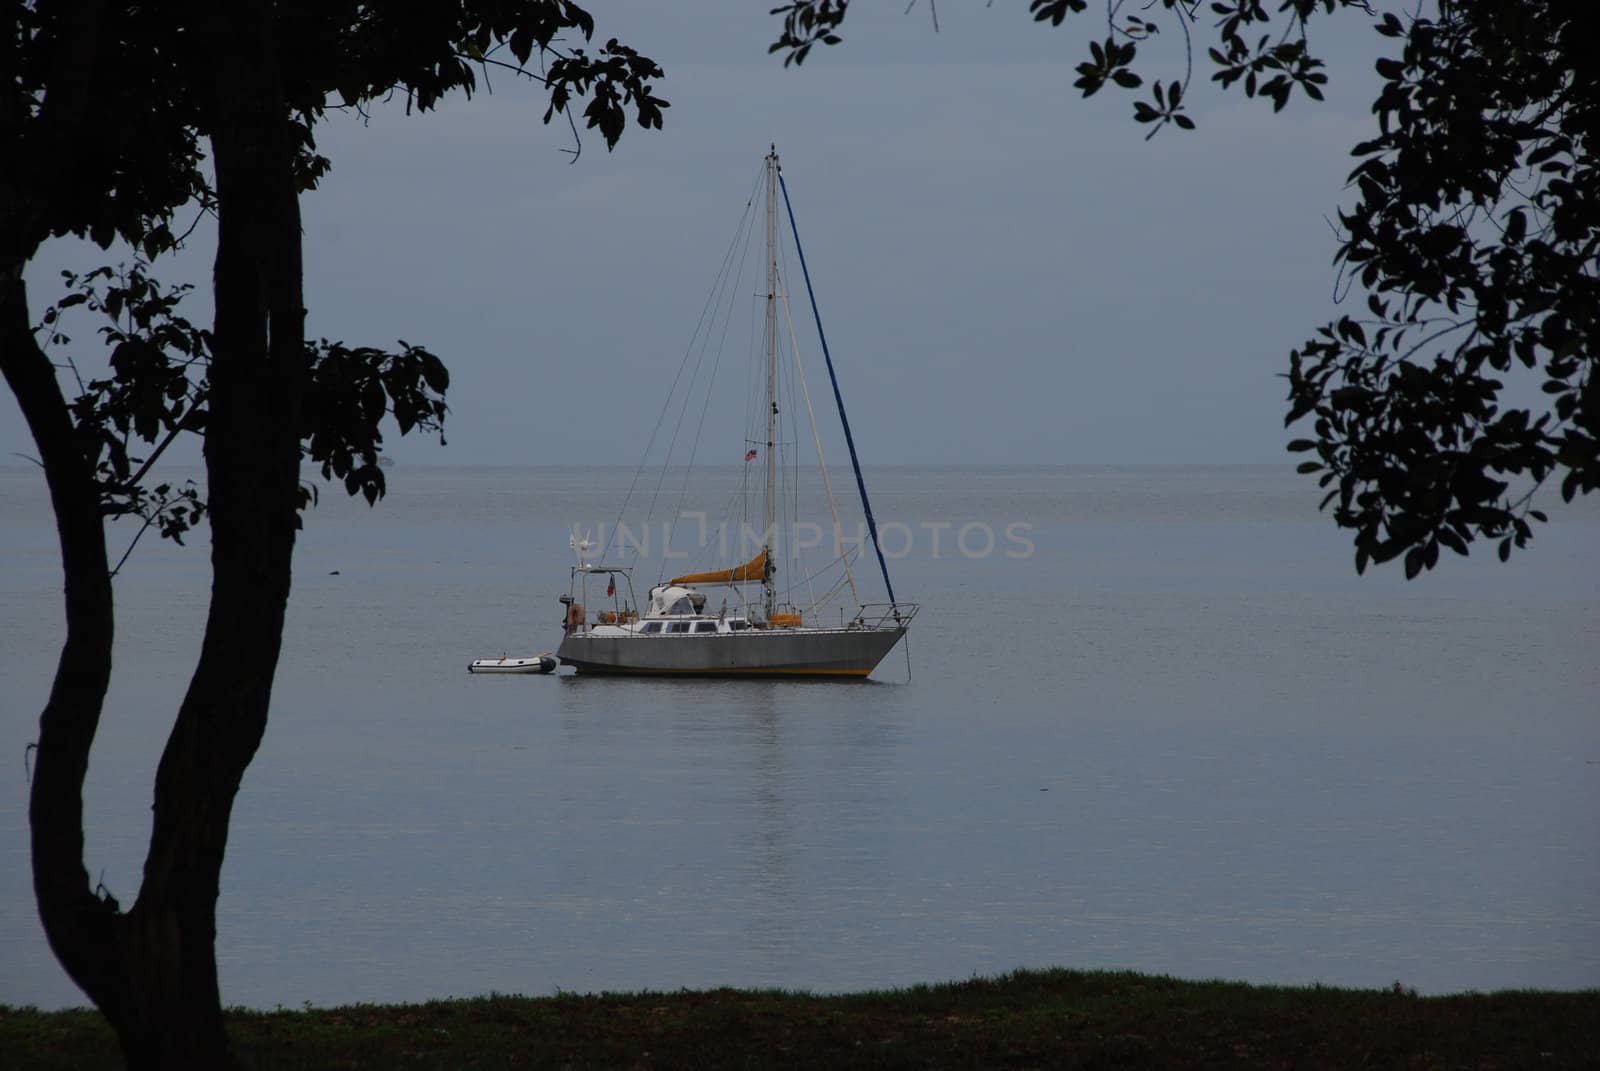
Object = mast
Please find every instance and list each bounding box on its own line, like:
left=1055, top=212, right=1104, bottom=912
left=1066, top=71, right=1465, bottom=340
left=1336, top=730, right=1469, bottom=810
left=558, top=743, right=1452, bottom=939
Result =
left=763, top=146, right=779, bottom=620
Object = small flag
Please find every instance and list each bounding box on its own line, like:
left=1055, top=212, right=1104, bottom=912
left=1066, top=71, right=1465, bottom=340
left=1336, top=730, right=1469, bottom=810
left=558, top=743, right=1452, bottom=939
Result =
left=606, top=576, right=615, bottom=597
left=744, top=449, right=758, bottom=463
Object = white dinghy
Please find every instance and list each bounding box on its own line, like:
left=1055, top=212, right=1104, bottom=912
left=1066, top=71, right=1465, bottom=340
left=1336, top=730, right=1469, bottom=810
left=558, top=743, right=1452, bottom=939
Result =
left=467, top=654, right=557, bottom=674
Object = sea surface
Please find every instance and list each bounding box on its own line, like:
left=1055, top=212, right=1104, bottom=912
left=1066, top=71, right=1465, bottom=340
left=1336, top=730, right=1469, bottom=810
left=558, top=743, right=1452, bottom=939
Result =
left=2, top=464, right=1597, bottom=1010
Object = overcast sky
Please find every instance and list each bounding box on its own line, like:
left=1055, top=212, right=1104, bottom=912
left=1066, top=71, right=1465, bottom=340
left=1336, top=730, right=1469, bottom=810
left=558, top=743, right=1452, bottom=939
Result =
left=5, top=2, right=1399, bottom=467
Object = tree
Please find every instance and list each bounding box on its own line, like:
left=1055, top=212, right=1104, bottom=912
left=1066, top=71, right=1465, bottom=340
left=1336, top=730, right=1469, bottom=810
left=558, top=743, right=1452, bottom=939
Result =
left=772, top=1, right=1369, bottom=133
left=2, top=3, right=664, bottom=1067
left=769, top=0, right=1598, bottom=574
left=1284, top=2, right=1597, bottom=575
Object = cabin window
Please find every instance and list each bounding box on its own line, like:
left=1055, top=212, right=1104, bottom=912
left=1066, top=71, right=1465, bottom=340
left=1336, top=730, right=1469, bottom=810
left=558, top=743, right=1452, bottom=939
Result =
left=694, top=622, right=718, bottom=633
left=728, top=620, right=750, bottom=631
left=667, top=621, right=691, bottom=634
left=640, top=622, right=663, bottom=634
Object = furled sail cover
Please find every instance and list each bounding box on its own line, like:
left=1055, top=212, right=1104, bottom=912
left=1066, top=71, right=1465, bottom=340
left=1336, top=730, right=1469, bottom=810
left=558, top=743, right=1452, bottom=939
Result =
left=669, top=549, right=767, bottom=586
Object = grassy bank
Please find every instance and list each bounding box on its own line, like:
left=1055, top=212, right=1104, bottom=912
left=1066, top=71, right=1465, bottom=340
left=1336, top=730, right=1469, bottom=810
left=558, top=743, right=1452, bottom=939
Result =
left=4, top=969, right=1597, bottom=1069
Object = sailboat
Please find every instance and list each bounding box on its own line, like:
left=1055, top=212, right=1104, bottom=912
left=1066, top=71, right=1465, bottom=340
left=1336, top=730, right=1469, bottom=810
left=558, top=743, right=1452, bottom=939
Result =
left=554, top=148, right=916, bottom=678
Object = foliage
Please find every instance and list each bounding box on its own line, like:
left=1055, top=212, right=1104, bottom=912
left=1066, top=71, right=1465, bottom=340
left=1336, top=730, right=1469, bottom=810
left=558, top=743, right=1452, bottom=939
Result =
left=283, top=2, right=669, bottom=164
left=770, top=0, right=1366, bottom=138
left=770, top=0, right=1597, bottom=573
left=5, top=2, right=211, bottom=254
left=35, top=267, right=451, bottom=562
left=302, top=340, right=450, bottom=505
left=7, top=3, right=667, bottom=263
left=12, top=0, right=668, bottom=531
left=1286, top=1, right=1598, bottom=575
left=15, top=0, right=668, bottom=535
left=4, top=969, right=1599, bottom=1070
left=44, top=266, right=210, bottom=554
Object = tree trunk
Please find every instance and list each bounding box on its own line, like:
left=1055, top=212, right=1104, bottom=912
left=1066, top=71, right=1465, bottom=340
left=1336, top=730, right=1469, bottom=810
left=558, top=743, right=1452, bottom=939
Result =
left=0, top=266, right=131, bottom=1025
left=6, top=2, right=306, bottom=1065
left=97, top=3, right=308, bottom=1066
left=1, top=0, right=145, bottom=1052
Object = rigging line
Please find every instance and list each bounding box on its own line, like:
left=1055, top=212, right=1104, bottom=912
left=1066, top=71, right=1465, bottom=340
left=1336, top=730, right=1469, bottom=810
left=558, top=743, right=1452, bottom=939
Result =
left=601, top=164, right=764, bottom=565
left=669, top=185, right=762, bottom=543
left=673, top=474, right=749, bottom=577
left=793, top=546, right=859, bottom=614
left=641, top=332, right=710, bottom=575
left=647, top=205, right=750, bottom=525
left=742, top=285, right=760, bottom=479
left=774, top=281, right=825, bottom=608
left=773, top=224, right=807, bottom=609
left=776, top=168, right=899, bottom=607
left=742, top=277, right=765, bottom=542
left=740, top=300, right=762, bottom=556
left=780, top=449, right=795, bottom=605
left=776, top=255, right=817, bottom=616
left=786, top=299, right=802, bottom=574
left=800, top=570, right=849, bottom=619
left=740, top=292, right=756, bottom=539
left=778, top=274, right=859, bottom=606
left=645, top=172, right=764, bottom=576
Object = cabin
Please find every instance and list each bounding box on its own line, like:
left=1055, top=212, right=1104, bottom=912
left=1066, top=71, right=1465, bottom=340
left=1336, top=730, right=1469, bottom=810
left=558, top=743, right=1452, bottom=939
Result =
left=624, top=584, right=752, bottom=634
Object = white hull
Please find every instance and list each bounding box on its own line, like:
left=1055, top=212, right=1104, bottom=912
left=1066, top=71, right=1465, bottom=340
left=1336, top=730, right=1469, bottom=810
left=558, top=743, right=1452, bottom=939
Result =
left=558, top=625, right=904, bottom=678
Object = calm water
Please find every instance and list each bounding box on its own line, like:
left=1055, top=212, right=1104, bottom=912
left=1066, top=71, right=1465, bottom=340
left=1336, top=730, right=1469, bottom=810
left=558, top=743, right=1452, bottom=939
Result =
left=1, top=464, right=1596, bottom=1009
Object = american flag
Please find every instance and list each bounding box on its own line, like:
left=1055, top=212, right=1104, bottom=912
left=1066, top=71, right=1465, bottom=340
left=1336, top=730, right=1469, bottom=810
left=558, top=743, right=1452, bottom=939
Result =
left=744, top=448, right=758, bottom=463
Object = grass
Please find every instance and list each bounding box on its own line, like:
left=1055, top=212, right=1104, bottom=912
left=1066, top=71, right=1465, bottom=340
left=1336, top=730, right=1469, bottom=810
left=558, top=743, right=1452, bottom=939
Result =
left=3, top=969, right=1597, bottom=1069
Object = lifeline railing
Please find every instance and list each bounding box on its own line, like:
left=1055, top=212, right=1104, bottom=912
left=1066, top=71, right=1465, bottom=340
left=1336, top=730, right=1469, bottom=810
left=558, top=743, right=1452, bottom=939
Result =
left=850, top=602, right=920, bottom=630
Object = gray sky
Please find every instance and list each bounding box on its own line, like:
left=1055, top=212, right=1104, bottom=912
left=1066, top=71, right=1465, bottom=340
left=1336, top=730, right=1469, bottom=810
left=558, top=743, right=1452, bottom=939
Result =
left=5, top=2, right=1395, bottom=467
